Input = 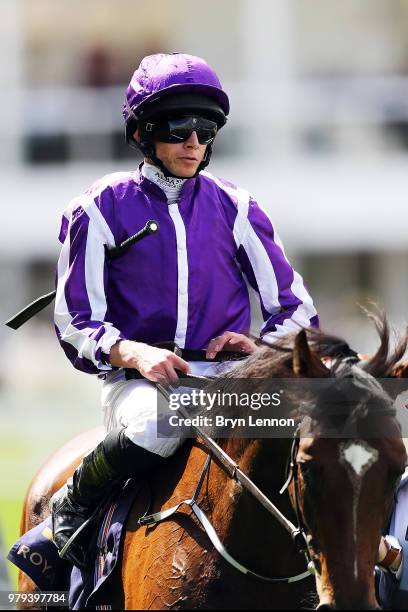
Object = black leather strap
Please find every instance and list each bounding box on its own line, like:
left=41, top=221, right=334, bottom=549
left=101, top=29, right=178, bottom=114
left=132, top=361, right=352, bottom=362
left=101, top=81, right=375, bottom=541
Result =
left=125, top=369, right=213, bottom=387
left=144, top=341, right=250, bottom=362
left=179, top=348, right=249, bottom=362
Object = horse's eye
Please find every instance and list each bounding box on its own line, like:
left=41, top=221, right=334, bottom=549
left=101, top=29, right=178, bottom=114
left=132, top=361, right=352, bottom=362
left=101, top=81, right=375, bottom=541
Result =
left=299, top=461, right=323, bottom=490
left=298, top=461, right=313, bottom=480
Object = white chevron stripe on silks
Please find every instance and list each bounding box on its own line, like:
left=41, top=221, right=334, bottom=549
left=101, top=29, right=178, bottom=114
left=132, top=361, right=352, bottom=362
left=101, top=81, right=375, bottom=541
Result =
left=202, top=172, right=279, bottom=310
left=202, top=172, right=317, bottom=343
left=262, top=228, right=317, bottom=342
left=55, top=181, right=124, bottom=370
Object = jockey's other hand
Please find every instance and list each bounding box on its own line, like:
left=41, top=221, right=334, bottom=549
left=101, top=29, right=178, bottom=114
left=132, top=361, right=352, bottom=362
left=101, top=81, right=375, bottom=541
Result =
left=109, top=340, right=191, bottom=383
left=206, top=332, right=258, bottom=359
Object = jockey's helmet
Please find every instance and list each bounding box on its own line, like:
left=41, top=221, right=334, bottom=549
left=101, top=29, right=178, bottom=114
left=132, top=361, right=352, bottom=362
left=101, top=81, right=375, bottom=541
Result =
left=123, top=53, right=229, bottom=176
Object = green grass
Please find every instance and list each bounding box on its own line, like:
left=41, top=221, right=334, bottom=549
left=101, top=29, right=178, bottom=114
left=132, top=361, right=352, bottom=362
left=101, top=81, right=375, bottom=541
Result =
left=0, top=498, right=23, bottom=588
left=0, top=424, right=32, bottom=589
left=0, top=339, right=101, bottom=589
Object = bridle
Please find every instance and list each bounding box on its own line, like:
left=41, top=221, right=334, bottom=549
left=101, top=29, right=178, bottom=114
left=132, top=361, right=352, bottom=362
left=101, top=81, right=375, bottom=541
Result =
left=280, top=427, right=317, bottom=569
left=137, top=377, right=315, bottom=584
left=141, top=352, right=364, bottom=583
left=276, top=353, right=374, bottom=576
left=97, top=350, right=376, bottom=589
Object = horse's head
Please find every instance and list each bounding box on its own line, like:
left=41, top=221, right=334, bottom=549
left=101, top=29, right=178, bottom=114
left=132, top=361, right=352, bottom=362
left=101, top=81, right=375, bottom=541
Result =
left=287, top=326, right=407, bottom=610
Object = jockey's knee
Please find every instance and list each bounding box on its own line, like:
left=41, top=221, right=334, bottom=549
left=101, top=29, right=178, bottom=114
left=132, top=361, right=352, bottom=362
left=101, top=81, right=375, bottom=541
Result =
left=103, top=427, right=185, bottom=477
left=101, top=377, right=191, bottom=464
left=124, top=421, right=188, bottom=458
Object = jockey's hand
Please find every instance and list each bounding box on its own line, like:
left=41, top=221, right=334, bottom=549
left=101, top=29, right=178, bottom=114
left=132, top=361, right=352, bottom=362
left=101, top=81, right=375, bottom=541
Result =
left=109, top=340, right=191, bottom=383
left=206, top=331, right=258, bottom=359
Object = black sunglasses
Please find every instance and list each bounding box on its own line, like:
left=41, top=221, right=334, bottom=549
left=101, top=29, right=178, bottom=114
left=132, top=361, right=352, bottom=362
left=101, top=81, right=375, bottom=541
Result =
left=145, top=116, right=218, bottom=145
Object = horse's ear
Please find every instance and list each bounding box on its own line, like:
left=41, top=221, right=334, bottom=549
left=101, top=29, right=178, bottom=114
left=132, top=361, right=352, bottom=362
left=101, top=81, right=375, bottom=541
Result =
left=293, top=330, right=331, bottom=377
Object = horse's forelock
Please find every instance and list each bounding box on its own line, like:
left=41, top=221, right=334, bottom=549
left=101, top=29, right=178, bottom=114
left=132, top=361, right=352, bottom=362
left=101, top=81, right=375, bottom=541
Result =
left=252, top=315, right=408, bottom=380
left=241, top=324, right=400, bottom=425
left=204, top=318, right=405, bottom=428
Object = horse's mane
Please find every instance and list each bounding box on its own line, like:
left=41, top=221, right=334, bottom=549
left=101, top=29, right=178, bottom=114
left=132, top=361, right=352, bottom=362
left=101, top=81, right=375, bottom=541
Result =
left=196, top=313, right=408, bottom=434
left=236, top=312, right=408, bottom=380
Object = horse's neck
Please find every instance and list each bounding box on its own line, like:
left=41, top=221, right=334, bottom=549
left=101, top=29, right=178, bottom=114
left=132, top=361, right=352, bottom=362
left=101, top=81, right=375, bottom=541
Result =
left=220, top=437, right=291, bottom=489
left=204, top=437, right=299, bottom=572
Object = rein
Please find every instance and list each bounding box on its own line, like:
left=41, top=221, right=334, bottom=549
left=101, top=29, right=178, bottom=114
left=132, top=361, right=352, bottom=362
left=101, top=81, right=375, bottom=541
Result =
left=137, top=379, right=313, bottom=584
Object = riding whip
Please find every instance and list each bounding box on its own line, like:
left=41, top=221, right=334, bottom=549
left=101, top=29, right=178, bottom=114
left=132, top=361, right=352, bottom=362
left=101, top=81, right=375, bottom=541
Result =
left=5, top=220, right=159, bottom=330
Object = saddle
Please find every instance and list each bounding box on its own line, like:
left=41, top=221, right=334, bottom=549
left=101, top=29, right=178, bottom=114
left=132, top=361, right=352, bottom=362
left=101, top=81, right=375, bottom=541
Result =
left=8, top=478, right=147, bottom=609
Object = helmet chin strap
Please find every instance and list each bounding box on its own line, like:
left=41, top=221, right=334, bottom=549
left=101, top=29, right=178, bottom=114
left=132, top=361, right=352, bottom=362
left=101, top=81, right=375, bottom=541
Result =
left=139, top=137, right=213, bottom=179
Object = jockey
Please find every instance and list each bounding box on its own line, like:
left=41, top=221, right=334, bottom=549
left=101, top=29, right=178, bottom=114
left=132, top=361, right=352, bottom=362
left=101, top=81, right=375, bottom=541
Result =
left=50, top=52, right=319, bottom=569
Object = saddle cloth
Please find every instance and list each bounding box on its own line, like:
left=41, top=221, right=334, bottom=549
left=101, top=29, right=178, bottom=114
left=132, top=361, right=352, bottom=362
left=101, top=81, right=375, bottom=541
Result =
left=8, top=480, right=142, bottom=610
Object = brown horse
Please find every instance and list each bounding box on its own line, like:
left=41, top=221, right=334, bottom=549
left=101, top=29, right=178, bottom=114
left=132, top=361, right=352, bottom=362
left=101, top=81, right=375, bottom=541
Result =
left=18, top=323, right=408, bottom=610
left=285, top=322, right=408, bottom=610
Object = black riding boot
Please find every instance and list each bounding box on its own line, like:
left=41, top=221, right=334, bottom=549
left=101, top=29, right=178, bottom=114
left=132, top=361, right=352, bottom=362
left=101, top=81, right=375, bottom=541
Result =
left=50, top=427, right=165, bottom=570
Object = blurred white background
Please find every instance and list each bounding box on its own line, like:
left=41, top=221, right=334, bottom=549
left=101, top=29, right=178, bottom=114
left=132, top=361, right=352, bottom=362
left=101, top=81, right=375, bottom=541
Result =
left=1, top=0, right=408, bottom=584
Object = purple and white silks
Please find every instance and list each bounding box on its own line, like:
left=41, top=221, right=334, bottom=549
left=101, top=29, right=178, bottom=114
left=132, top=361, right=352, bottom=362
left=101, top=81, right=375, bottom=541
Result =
left=54, top=165, right=318, bottom=375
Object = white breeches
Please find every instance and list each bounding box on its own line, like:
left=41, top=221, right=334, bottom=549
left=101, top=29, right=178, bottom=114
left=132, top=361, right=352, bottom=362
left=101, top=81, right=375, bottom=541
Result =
left=101, top=361, right=239, bottom=458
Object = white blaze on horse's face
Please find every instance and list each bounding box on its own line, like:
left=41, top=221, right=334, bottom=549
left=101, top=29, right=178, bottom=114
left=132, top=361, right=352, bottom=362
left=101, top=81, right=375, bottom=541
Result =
left=339, top=440, right=379, bottom=581
left=341, top=441, right=378, bottom=477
